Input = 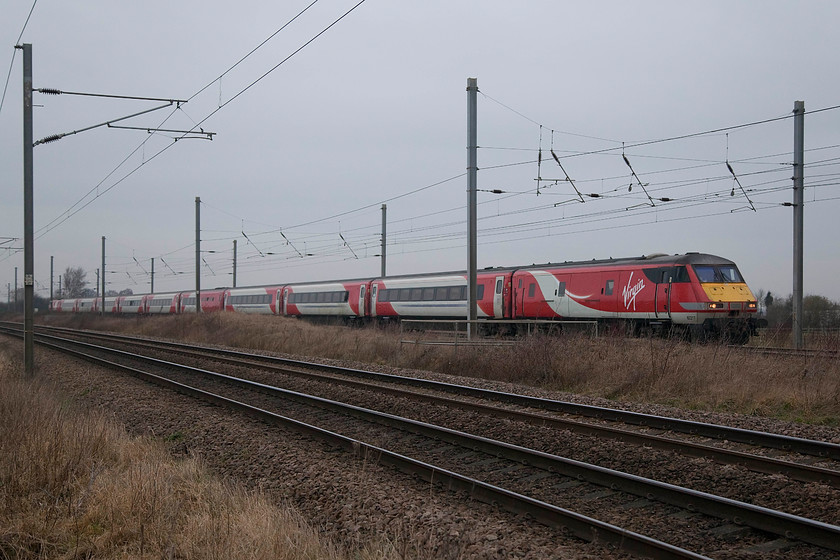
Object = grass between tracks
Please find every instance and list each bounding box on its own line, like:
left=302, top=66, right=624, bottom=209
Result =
left=49, top=312, right=840, bottom=426
left=0, top=340, right=404, bottom=560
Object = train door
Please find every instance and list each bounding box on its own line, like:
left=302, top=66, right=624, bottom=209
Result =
left=601, top=274, right=617, bottom=315
left=654, top=269, right=672, bottom=320
left=493, top=275, right=505, bottom=318
left=359, top=284, right=366, bottom=317
left=282, top=288, right=289, bottom=316
left=513, top=274, right=525, bottom=318
left=370, top=284, right=378, bottom=317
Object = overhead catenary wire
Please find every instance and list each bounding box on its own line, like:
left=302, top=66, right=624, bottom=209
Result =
left=0, top=0, right=38, bottom=118
left=34, top=0, right=364, bottom=240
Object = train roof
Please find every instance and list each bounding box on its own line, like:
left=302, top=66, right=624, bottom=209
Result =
left=364, top=252, right=737, bottom=280
left=96, top=253, right=738, bottom=298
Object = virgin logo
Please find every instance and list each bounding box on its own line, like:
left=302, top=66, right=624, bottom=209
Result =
left=623, top=272, right=645, bottom=310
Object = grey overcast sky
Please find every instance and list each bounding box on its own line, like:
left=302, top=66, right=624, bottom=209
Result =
left=2, top=1, right=839, bottom=301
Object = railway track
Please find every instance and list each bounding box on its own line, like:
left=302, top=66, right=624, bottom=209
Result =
left=32, top=324, right=840, bottom=471
left=734, top=344, right=839, bottom=360
left=3, top=323, right=840, bottom=558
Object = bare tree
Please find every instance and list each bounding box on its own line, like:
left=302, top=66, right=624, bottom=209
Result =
left=62, top=267, right=87, bottom=298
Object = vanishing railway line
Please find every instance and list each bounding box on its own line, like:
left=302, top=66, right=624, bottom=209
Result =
left=33, top=325, right=840, bottom=476
left=2, top=323, right=840, bottom=559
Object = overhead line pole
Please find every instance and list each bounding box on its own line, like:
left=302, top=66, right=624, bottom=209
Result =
left=101, top=237, right=105, bottom=315
left=22, top=43, right=34, bottom=376
left=151, top=258, right=155, bottom=293
left=381, top=204, right=387, bottom=277
left=195, top=197, right=201, bottom=313
left=792, top=101, right=805, bottom=350
left=466, top=78, right=478, bottom=340
left=232, top=240, right=237, bottom=287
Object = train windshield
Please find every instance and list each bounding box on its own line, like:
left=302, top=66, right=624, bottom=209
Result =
left=693, top=265, right=744, bottom=283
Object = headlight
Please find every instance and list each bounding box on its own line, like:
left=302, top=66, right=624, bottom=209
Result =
left=747, top=302, right=757, bottom=309
left=709, top=302, right=725, bottom=310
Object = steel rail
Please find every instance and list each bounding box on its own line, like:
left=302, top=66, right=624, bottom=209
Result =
left=19, top=331, right=709, bottom=560
left=25, top=329, right=840, bottom=553
left=34, top=325, right=840, bottom=488
left=31, top=324, right=840, bottom=461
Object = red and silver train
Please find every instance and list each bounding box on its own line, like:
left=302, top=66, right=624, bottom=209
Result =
left=50, top=252, right=760, bottom=342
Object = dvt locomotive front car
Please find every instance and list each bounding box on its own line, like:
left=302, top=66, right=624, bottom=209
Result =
left=668, top=253, right=759, bottom=342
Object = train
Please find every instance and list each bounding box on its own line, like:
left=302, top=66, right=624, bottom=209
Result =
left=49, top=252, right=761, bottom=343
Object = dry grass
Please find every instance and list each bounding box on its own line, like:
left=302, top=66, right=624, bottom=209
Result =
left=48, top=313, right=840, bottom=426
left=0, top=339, right=405, bottom=560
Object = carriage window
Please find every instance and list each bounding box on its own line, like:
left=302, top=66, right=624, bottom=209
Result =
left=605, top=280, right=614, bottom=296
left=477, top=284, right=485, bottom=300
left=379, top=289, right=389, bottom=302
left=435, top=287, right=448, bottom=300
left=422, top=288, right=435, bottom=301
left=448, top=286, right=461, bottom=300
left=411, top=288, right=423, bottom=301
left=495, top=279, right=503, bottom=294
left=528, top=283, right=536, bottom=298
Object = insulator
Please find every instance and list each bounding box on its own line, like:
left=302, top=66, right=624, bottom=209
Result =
left=659, top=197, right=672, bottom=202
left=490, top=189, right=503, bottom=194
left=39, top=88, right=62, bottom=95
left=588, top=193, right=601, bottom=198
left=39, top=134, right=63, bottom=144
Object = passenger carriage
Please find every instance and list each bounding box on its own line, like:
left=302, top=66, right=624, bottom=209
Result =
left=224, top=286, right=278, bottom=314
left=77, top=298, right=98, bottom=313
left=281, top=280, right=367, bottom=321
left=145, top=292, right=180, bottom=314
left=119, top=294, right=146, bottom=314
left=178, top=290, right=226, bottom=313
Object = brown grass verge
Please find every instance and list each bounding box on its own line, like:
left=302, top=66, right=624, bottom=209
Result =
left=0, top=339, right=401, bottom=560
left=45, top=313, right=840, bottom=426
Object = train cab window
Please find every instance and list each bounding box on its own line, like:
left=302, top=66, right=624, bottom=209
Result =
left=422, top=288, right=435, bottom=301
left=528, top=283, right=536, bottom=298
left=605, top=280, right=614, bottom=296
left=495, top=279, right=503, bottom=294
left=558, top=282, right=566, bottom=297
left=718, top=266, right=743, bottom=283
left=672, top=266, right=690, bottom=283
left=693, top=266, right=717, bottom=283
